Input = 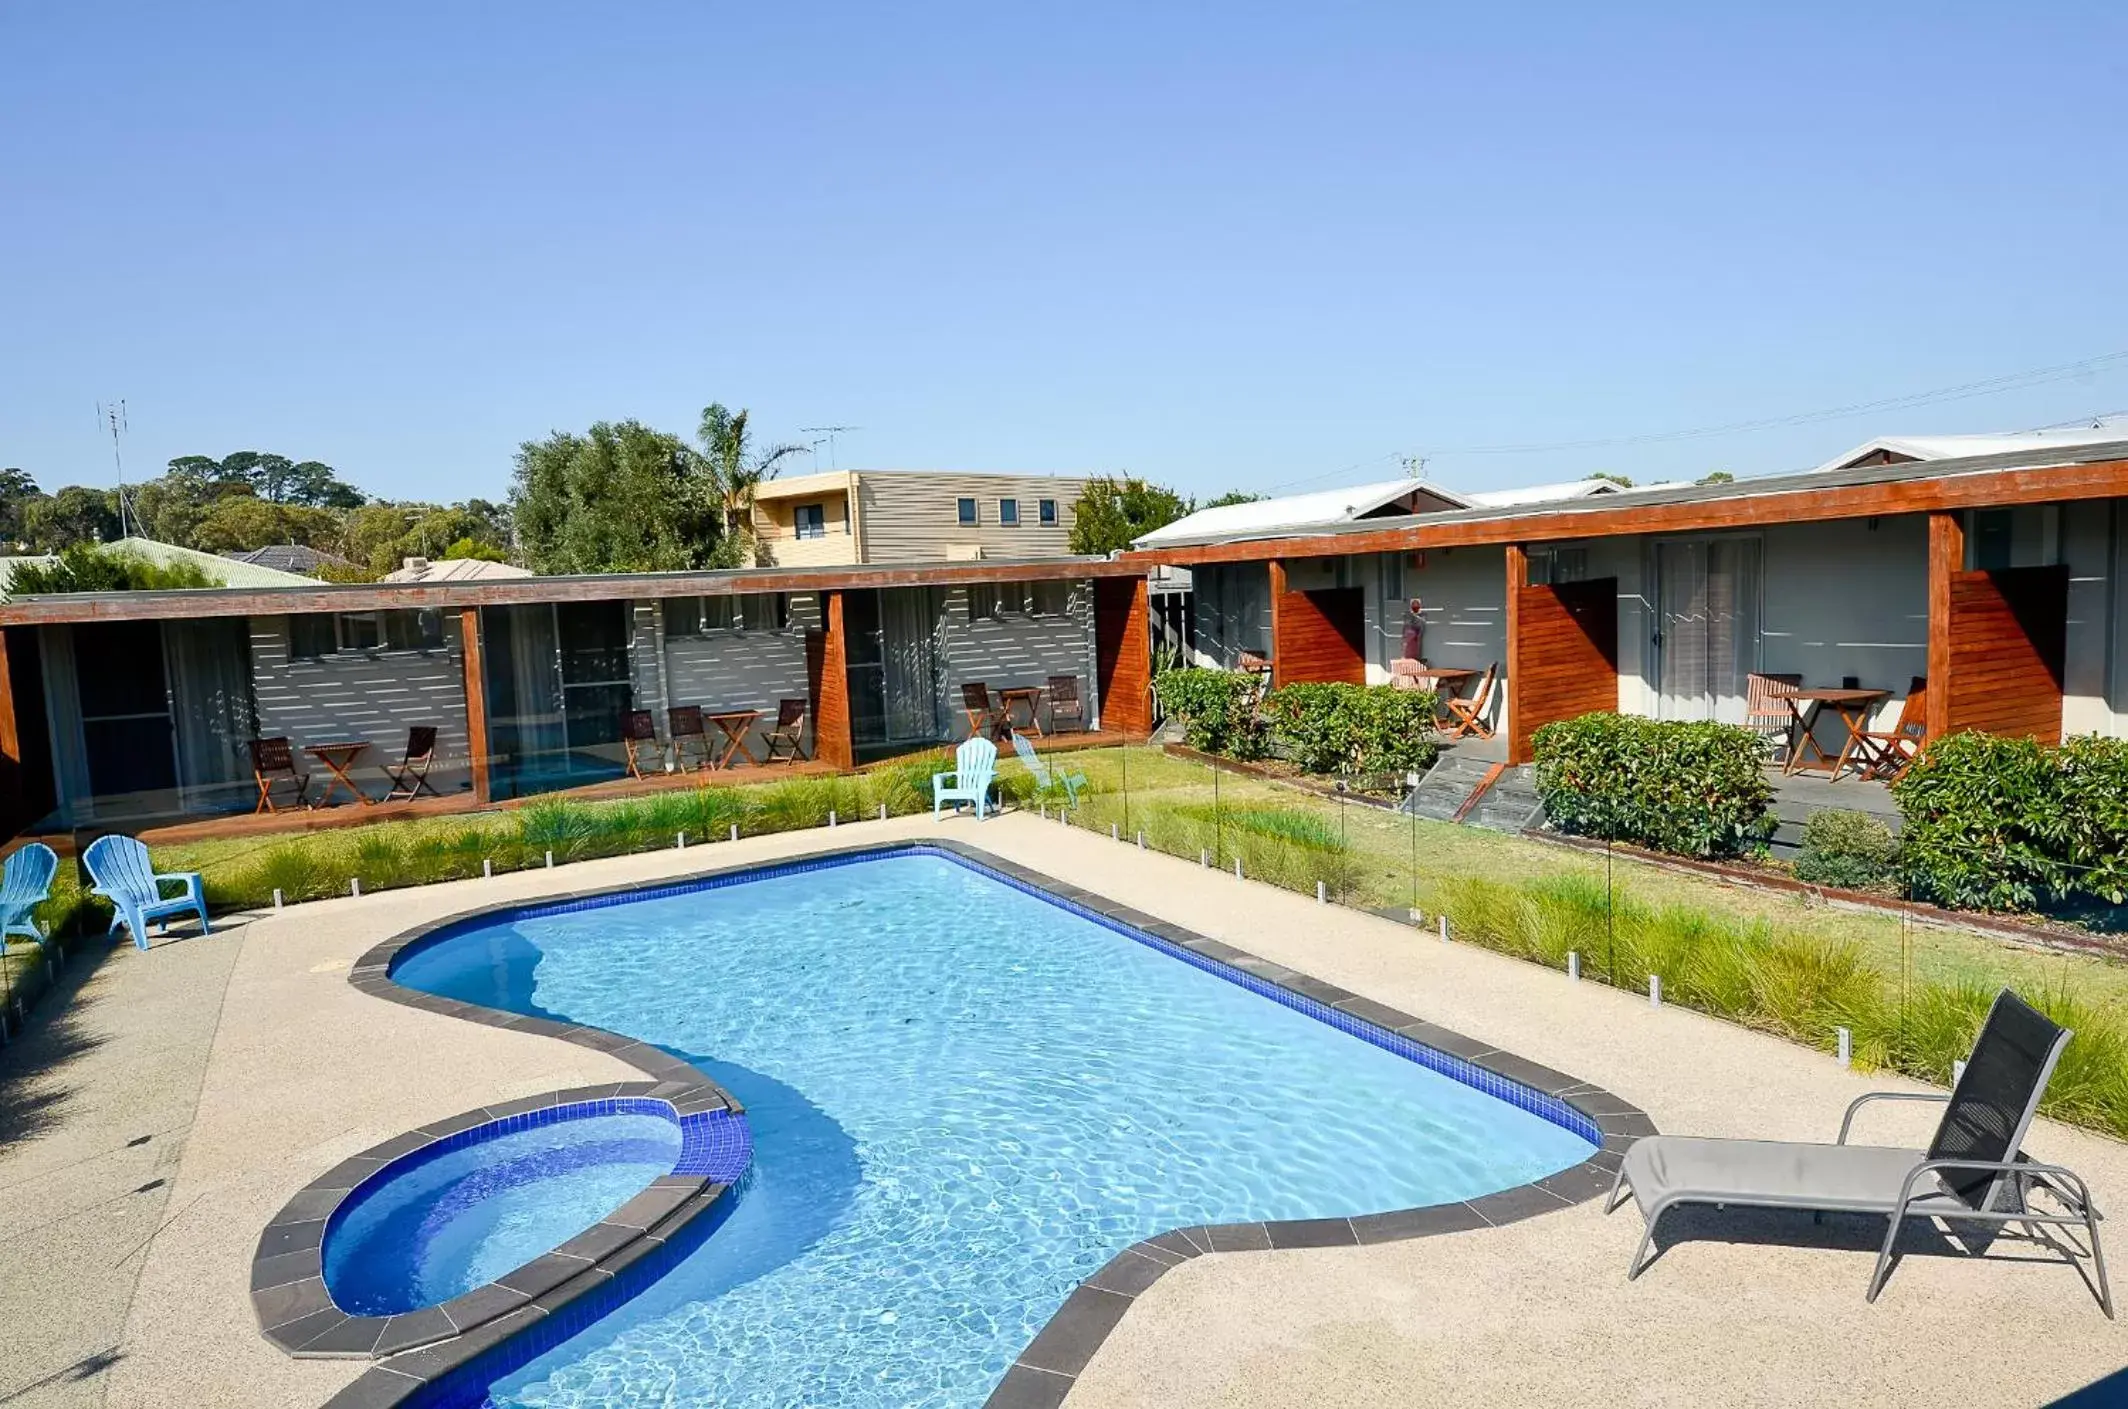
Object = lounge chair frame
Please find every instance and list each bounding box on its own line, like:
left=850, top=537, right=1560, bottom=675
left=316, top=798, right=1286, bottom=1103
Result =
left=1606, top=992, right=2111, bottom=1317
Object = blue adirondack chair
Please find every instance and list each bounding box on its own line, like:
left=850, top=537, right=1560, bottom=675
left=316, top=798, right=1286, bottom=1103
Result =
left=932, top=736, right=1001, bottom=821
left=0, top=842, right=58, bottom=959
left=84, top=835, right=211, bottom=951
left=1012, top=732, right=1086, bottom=807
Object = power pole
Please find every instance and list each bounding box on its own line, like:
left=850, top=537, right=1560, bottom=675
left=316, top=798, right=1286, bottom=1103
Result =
left=97, top=400, right=134, bottom=539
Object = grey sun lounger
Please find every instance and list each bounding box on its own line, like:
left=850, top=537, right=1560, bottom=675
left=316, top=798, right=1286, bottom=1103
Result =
left=1607, top=990, right=2112, bottom=1316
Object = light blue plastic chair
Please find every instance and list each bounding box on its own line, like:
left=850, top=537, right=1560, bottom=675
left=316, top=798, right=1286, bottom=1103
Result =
left=932, top=736, right=1000, bottom=821
left=84, top=835, right=211, bottom=951
left=1012, top=732, right=1086, bottom=807
left=0, top=842, right=58, bottom=960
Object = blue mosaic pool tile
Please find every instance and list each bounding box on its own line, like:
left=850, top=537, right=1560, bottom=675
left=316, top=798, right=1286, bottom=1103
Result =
left=673, top=1109, right=751, bottom=1180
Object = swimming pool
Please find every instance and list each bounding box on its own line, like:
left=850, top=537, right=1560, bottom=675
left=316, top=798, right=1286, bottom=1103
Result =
left=323, top=1108, right=684, bottom=1317
left=387, top=847, right=1598, bottom=1407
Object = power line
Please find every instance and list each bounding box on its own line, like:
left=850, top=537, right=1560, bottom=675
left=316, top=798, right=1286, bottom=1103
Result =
left=1254, top=348, right=2128, bottom=494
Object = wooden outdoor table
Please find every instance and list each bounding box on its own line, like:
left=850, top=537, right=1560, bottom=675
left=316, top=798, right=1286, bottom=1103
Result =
left=1779, top=687, right=1891, bottom=779
left=997, top=686, right=1045, bottom=738
left=302, top=741, right=375, bottom=806
left=705, top=709, right=762, bottom=769
left=1402, top=666, right=1478, bottom=695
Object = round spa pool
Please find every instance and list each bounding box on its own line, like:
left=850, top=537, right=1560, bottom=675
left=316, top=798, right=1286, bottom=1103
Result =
left=323, top=1104, right=684, bottom=1316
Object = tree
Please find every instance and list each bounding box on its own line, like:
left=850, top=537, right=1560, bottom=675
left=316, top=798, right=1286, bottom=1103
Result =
left=189, top=494, right=341, bottom=554
left=1697, top=470, right=1735, bottom=485
left=5, top=542, right=221, bottom=597
left=22, top=485, right=122, bottom=551
left=1589, top=472, right=1635, bottom=488
left=0, top=468, right=39, bottom=547
left=696, top=404, right=807, bottom=566
left=1067, top=475, right=1192, bottom=555
left=166, top=451, right=362, bottom=509
left=1200, top=490, right=1264, bottom=508
left=510, top=421, right=728, bottom=574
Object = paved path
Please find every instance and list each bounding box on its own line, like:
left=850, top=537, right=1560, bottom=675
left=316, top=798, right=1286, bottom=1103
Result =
left=0, top=920, right=244, bottom=1408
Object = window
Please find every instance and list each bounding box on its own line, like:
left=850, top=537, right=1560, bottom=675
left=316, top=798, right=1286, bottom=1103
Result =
left=286, top=610, right=443, bottom=658
left=1527, top=547, right=1589, bottom=586
left=999, top=498, right=1020, bottom=526
left=1039, top=498, right=1058, bottom=526
left=956, top=497, right=978, bottom=526
left=1379, top=552, right=1405, bottom=602
left=968, top=583, right=1002, bottom=621
left=289, top=614, right=338, bottom=660
left=667, top=594, right=787, bottom=635
left=1030, top=580, right=1072, bottom=617
left=794, top=503, right=827, bottom=540
left=1972, top=509, right=2015, bottom=571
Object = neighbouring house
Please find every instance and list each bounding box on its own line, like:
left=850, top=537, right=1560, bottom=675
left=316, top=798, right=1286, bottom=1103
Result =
left=223, top=544, right=360, bottom=579
left=1125, top=434, right=2128, bottom=763
left=748, top=469, right=1091, bottom=567
left=0, top=557, right=1154, bottom=835
left=382, top=556, right=534, bottom=583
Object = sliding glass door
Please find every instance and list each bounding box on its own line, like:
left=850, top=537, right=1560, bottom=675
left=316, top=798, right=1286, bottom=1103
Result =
left=483, top=602, right=633, bottom=797
left=1653, top=537, right=1762, bottom=723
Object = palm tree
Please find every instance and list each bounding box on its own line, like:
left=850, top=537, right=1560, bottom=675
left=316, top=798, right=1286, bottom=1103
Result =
left=697, top=404, right=808, bottom=566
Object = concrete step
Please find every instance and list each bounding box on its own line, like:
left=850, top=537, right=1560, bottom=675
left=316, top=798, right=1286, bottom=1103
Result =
left=1402, top=754, right=1497, bottom=822
left=1467, top=765, right=1544, bottom=833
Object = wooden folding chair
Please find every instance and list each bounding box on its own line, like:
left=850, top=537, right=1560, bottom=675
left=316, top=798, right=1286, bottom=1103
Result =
left=1046, top=675, right=1085, bottom=733
left=1746, top=672, right=1804, bottom=761
left=763, top=698, right=810, bottom=764
left=1442, top=663, right=1499, bottom=741
left=249, top=737, right=311, bottom=813
left=668, top=706, right=714, bottom=772
left=1852, top=677, right=1928, bottom=780
left=961, top=683, right=1002, bottom=740
left=380, top=726, right=441, bottom=802
left=622, top=710, right=661, bottom=779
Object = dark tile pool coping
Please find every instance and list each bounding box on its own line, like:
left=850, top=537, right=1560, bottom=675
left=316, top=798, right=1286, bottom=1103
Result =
left=278, top=837, right=1653, bottom=1409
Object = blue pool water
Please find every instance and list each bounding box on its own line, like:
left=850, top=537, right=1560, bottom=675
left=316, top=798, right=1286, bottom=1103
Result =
left=325, top=1111, right=683, bottom=1316
left=391, top=850, right=1595, bottom=1407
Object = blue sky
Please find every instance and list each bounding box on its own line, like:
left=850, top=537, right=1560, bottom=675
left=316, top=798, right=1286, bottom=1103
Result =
left=3, top=4, right=2125, bottom=506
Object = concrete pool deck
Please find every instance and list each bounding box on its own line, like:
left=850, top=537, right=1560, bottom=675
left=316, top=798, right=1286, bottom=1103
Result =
left=2, top=813, right=2121, bottom=1407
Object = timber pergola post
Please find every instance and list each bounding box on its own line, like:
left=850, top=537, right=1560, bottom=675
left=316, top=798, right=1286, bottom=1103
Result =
left=810, top=590, right=855, bottom=770
left=1266, top=560, right=1288, bottom=690
left=458, top=607, right=491, bottom=804
left=1926, top=510, right=1963, bottom=742
left=1503, top=544, right=1528, bottom=764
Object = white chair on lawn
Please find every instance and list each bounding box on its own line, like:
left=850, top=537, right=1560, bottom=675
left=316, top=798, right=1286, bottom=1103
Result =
left=932, top=736, right=1000, bottom=821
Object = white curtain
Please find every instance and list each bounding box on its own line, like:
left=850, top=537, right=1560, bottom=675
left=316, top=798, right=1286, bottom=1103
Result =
left=166, top=618, right=256, bottom=813
left=1656, top=539, right=1761, bottom=722
left=881, top=588, right=941, bottom=742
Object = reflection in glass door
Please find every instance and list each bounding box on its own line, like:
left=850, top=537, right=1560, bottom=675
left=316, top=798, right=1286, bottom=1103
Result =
left=880, top=588, right=942, bottom=742
left=1653, top=537, right=1762, bottom=723
left=483, top=602, right=633, bottom=797
left=75, top=620, right=179, bottom=815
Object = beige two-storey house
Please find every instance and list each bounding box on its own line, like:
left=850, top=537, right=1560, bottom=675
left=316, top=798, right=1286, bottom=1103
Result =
left=750, top=469, right=1089, bottom=566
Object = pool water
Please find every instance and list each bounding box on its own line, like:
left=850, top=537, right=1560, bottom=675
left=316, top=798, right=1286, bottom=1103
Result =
left=392, top=850, right=1595, bottom=1407
left=324, top=1111, right=683, bottom=1317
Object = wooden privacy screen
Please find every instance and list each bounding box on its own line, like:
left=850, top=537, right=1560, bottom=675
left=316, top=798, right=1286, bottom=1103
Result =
left=1941, top=564, right=2068, bottom=744
left=1271, top=585, right=1367, bottom=689
left=1094, top=577, right=1152, bottom=735
left=1508, top=576, right=1619, bottom=765
left=807, top=591, right=855, bottom=769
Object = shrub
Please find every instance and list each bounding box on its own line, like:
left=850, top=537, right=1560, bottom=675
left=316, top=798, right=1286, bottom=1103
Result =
left=1893, top=731, right=2128, bottom=910
left=1261, top=682, right=1439, bottom=777
left=1531, top=712, right=1774, bottom=859
left=1793, top=809, right=1900, bottom=891
left=5, top=543, right=223, bottom=597
left=1153, top=668, right=1264, bottom=757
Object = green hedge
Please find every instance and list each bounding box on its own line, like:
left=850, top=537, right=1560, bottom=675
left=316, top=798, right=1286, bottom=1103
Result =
left=1153, top=668, right=1264, bottom=757
left=1892, top=731, right=2128, bottom=911
left=1261, top=681, right=1439, bottom=777
left=1531, top=712, right=1774, bottom=858
left=1792, top=809, right=1900, bottom=891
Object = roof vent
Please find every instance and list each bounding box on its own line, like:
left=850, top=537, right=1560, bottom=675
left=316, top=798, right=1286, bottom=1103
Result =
left=403, top=556, right=429, bottom=572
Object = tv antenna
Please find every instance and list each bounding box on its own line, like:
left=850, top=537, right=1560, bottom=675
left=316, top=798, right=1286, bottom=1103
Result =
left=797, top=426, right=859, bottom=470
left=97, top=399, right=135, bottom=539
